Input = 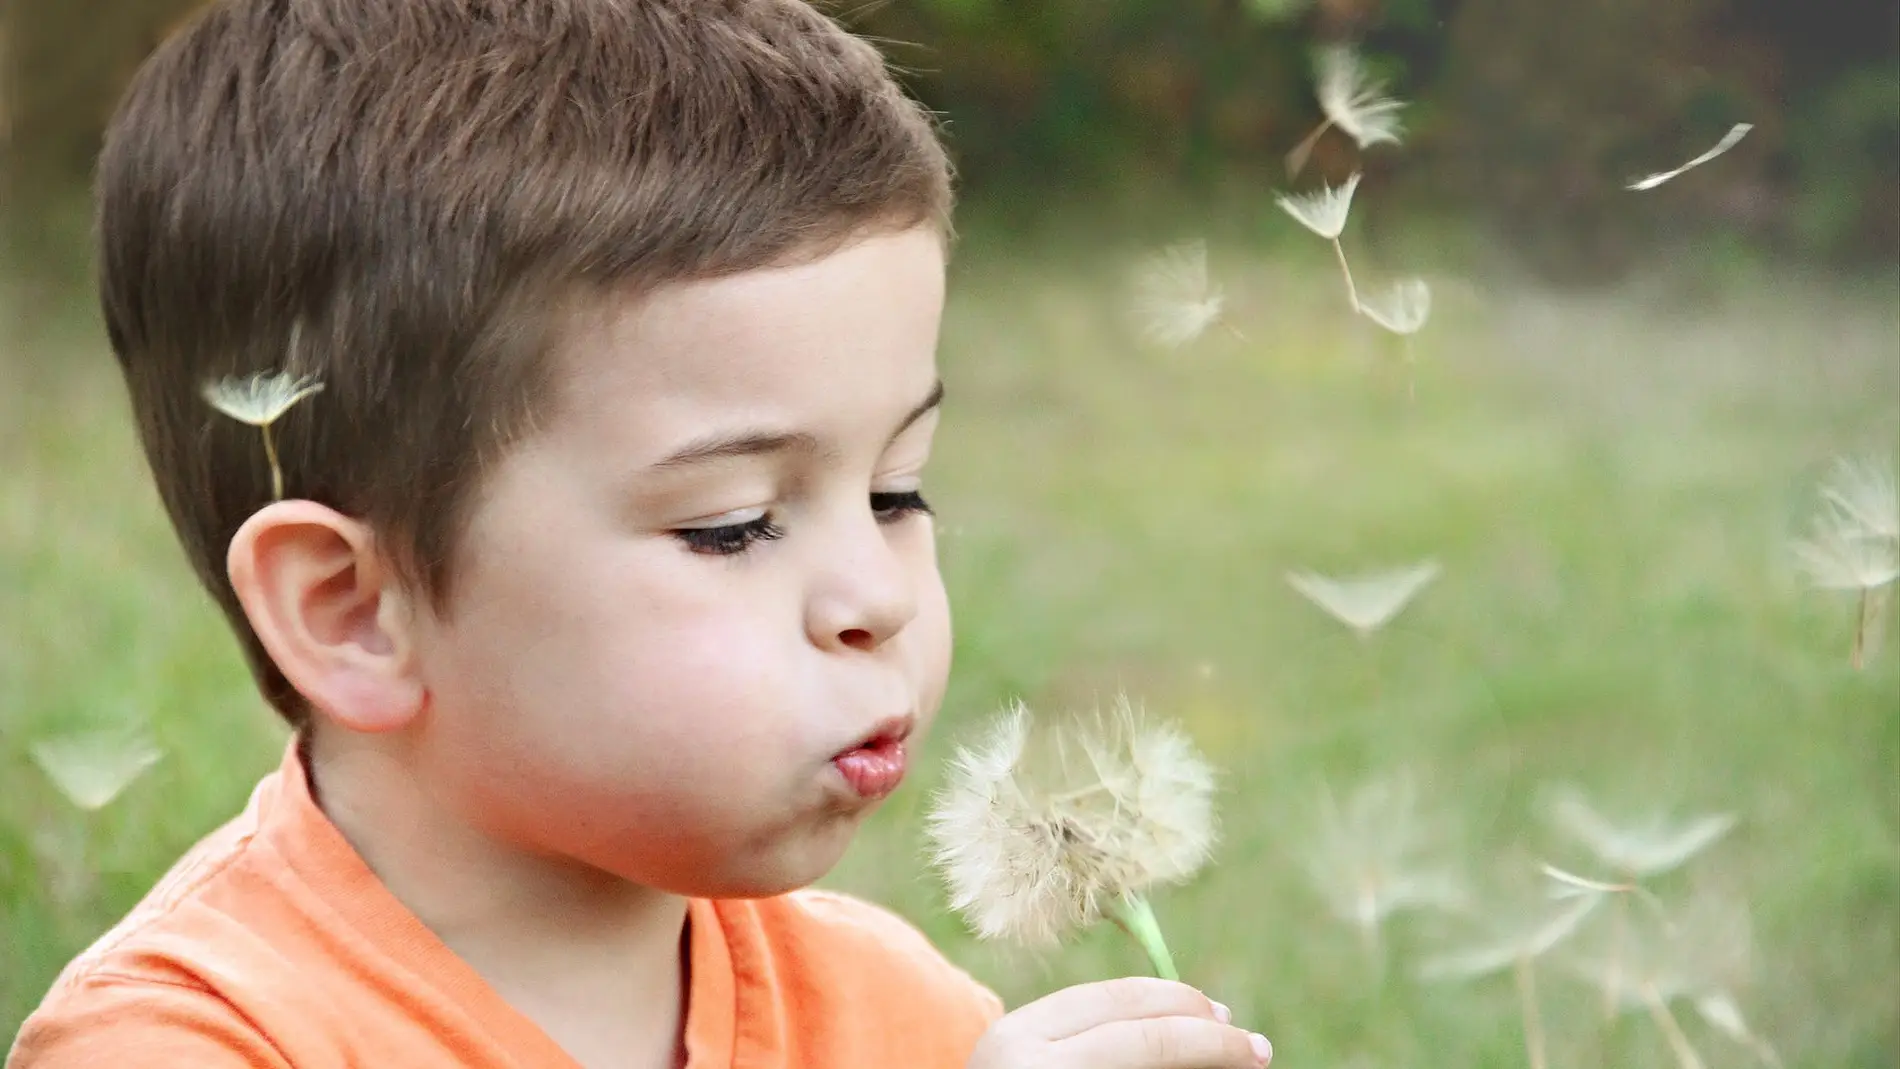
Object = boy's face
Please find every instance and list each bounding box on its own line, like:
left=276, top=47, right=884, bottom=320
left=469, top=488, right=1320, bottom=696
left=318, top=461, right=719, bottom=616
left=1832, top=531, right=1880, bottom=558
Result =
left=408, top=227, right=951, bottom=897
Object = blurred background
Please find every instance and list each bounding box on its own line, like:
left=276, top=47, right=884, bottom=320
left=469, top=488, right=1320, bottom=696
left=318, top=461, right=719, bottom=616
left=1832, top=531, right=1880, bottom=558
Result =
left=3, top=1, right=1897, bottom=1065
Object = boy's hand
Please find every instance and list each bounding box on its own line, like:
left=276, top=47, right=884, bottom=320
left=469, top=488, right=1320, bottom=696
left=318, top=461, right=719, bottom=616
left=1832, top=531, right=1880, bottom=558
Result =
left=968, top=977, right=1273, bottom=1069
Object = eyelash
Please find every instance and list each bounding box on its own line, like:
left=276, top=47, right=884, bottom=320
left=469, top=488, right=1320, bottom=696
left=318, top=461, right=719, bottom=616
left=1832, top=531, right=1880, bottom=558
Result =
left=673, top=490, right=934, bottom=557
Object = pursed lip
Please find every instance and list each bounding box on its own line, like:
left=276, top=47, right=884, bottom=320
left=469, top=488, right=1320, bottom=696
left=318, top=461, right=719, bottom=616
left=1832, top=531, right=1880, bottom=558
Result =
left=830, top=714, right=916, bottom=801
left=833, top=713, right=916, bottom=759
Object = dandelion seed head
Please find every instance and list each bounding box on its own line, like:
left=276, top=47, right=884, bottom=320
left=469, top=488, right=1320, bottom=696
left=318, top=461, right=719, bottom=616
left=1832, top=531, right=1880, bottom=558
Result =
left=1276, top=172, right=1362, bottom=240
left=30, top=728, right=165, bottom=811
left=927, top=697, right=1218, bottom=947
left=1359, top=278, right=1432, bottom=335
left=1315, top=46, right=1406, bottom=149
left=1285, top=559, right=1441, bottom=637
left=202, top=371, right=326, bottom=427
left=1132, top=240, right=1226, bottom=349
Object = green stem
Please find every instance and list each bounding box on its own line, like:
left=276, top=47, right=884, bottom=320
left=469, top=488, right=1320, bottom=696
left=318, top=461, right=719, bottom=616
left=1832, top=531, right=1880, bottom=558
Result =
left=1110, top=892, right=1179, bottom=981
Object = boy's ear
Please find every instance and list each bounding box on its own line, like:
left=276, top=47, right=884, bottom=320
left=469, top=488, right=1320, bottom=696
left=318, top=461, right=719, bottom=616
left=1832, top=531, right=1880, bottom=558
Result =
left=227, top=501, right=425, bottom=733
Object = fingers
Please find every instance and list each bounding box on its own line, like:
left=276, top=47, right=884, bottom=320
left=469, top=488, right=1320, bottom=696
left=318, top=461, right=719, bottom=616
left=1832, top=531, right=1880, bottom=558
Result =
left=974, top=977, right=1274, bottom=1069
left=1061, top=1015, right=1274, bottom=1069
left=1005, top=977, right=1223, bottom=1042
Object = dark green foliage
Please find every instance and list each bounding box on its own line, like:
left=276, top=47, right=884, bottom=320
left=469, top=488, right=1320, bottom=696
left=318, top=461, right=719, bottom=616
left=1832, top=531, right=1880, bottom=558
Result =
left=2, top=0, right=1894, bottom=275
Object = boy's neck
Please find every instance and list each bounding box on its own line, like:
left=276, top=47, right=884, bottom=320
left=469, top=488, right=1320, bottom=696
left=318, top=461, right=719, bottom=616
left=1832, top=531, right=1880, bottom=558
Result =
left=303, top=728, right=691, bottom=1069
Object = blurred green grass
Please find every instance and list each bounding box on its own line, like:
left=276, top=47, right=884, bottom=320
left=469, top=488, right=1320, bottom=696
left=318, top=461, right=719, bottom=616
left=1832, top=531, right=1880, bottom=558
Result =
left=3, top=222, right=1897, bottom=1066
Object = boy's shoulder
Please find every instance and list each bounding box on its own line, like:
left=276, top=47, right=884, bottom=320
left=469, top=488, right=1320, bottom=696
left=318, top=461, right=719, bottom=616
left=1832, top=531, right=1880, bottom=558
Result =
left=6, top=784, right=319, bottom=1067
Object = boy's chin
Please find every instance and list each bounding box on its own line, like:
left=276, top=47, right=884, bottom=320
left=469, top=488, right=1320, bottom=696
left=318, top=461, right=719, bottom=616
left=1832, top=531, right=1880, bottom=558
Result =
left=674, top=826, right=860, bottom=901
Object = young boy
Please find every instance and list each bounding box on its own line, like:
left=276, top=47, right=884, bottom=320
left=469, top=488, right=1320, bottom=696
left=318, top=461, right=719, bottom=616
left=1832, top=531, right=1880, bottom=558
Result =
left=8, top=2, right=1273, bottom=1067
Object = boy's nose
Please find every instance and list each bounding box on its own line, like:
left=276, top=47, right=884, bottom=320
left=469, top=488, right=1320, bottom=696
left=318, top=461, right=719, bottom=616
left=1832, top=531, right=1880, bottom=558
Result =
left=804, top=521, right=919, bottom=654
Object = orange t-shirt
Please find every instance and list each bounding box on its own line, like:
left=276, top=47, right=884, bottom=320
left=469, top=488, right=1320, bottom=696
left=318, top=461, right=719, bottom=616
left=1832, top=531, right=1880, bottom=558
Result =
left=8, top=741, right=1002, bottom=1067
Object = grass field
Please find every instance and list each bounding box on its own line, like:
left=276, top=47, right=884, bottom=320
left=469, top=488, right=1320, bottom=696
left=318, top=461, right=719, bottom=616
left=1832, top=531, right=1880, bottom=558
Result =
left=3, top=217, right=1897, bottom=1066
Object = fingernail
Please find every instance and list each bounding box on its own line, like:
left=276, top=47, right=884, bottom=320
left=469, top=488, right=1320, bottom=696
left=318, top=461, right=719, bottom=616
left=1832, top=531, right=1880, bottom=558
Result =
left=1210, top=1000, right=1232, bottom=1024
left=1249, top=1033, right=1273, bottom=1065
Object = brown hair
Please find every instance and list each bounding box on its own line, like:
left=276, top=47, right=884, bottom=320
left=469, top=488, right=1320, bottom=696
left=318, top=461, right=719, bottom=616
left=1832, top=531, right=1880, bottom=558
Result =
left=97, top=0, right=952, bottom=726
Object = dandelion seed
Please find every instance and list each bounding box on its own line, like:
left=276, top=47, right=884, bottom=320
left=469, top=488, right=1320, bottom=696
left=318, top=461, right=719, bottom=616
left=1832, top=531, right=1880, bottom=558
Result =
left=1419, top=894, right=1603, bottom=982
left=1627, top=123, right=1753, bottom=192
left=1543, top=788, right=1735, bottom=1020
left=1543, top=787, right=1736, bottom=879
left=202, top=371, right=326, bottom=426
left=1694, top=991, right=1785, bottom=1069
left=1791, top=511, right=1900, bottom=592
left=1574, top=957, right=1726, bottom=1069
left=1540, top=863, right=1667, bottom=916
left=927, top=697, right=1218, bottom=979
left=1569, top=956, right=1729, bottom=1022
left=1286, top=559, right=1440, bottom=638
left=1359, top=277, right=1432, bottom=396
left=1420, top=893, right=1602, bottom=1069
left=1790, top=471, right=1899, bottom=668
left=1539, top=859, right=1676, bottom=1017
left=1276, top=173, right=1364, bottom=311
left=1819, top=455, right=1899, bottom=543
left=1131, top=240, right=1229, bottom=349
left=1562, top=885, right=1758, bottom=1064
left=1287, top=46, right=1406, bottom=176
left=1301, top=774, right=1463, bottom=963
left=202, top=370, right=325, bottom=501
left=1358, top=278, right=1431, bottom=336
left=1421, top=896, right=1596, bottom=987
left=1276, top=173, right=1362, bottom=242
left=29, top=728, right=164, bottom=811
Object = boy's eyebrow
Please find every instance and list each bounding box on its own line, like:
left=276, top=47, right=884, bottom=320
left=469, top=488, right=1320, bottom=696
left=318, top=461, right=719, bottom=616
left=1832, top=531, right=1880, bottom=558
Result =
left=646, top=379, right=944, bottom=473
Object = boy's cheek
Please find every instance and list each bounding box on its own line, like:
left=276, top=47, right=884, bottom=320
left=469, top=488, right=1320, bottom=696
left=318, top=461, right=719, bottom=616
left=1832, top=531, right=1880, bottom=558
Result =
left=909, top=577, right=955, bottom=722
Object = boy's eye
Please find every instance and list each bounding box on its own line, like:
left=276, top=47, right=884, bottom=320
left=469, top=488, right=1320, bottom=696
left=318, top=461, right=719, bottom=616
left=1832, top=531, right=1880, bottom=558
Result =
left=672, top=492, right=930, bottom=555
left=673, top=513, right=786, bottom=556
left=871, top=489, right=933, bottom=522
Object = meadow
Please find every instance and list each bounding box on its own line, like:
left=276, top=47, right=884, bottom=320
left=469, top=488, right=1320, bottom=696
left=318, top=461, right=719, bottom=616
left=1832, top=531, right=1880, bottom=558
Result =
left=3, top=207, right=1897, bottom=1066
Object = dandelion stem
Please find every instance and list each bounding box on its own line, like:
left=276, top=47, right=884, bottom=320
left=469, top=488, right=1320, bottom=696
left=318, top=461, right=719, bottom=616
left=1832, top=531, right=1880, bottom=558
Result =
left=1286, top=118, right=1334, bottom=177
left=1641, top=982, right=1706, bottom=1069
left=1852, top=587, right=1870, bottom=670
left=1354, top=885, right=1387, bottom=982
left=1604, top=892, right=1627, bottom=1020
left=1514, top=954, right=1547, bottom=1069
left=1109, top=892, right=1180, bottom=981
left=1331, top=237, right=1360, bottom=313
left=261, top=424, right=284, bottom=501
